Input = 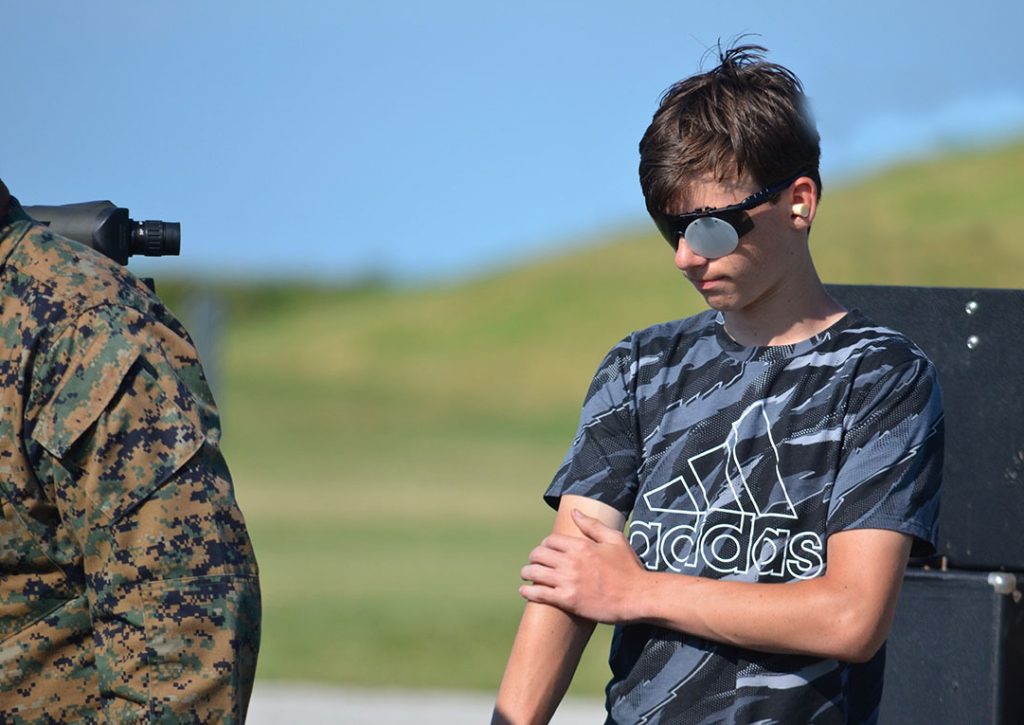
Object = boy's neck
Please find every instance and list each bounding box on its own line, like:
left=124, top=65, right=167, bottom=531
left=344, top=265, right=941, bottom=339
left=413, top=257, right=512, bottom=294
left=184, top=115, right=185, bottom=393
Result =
left=721, top=271, right=846, bottom=348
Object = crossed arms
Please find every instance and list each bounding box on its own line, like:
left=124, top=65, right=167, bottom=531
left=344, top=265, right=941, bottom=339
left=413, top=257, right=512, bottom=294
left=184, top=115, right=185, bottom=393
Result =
left=492, top=494, right=912, bottom=725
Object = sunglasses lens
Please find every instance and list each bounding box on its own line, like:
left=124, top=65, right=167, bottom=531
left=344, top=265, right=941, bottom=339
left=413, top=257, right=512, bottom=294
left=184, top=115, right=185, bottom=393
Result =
left=683, top=216, right=739, bottom=258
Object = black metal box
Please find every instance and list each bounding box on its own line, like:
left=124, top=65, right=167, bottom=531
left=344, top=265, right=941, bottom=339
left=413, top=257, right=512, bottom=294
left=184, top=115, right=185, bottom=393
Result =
left=826, top=284, right=1024, bottom=571
left=881, top=568, right=1024, bottom=724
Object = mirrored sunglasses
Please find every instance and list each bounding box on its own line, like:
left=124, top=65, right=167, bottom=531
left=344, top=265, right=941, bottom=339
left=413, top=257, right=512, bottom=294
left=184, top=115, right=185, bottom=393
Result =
left=652, top=173, right=801, bottom=259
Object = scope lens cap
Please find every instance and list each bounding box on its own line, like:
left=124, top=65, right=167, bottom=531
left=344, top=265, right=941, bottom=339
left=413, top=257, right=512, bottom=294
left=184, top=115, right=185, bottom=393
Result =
left=163, top=222, right=181, bottom=255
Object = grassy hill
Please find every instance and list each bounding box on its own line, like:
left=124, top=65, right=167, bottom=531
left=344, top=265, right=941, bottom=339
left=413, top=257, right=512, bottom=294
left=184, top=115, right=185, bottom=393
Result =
left=166, top=139, right=1024, bottom=695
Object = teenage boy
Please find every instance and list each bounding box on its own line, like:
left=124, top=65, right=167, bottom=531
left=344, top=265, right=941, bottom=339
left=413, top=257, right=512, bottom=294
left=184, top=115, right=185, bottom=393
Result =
left=493, top=45, right=943, bottom=725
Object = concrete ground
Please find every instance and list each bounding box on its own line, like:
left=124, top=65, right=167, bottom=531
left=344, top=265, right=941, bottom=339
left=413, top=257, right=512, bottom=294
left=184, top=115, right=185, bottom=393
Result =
left=247, top=682, right=606, bottom=724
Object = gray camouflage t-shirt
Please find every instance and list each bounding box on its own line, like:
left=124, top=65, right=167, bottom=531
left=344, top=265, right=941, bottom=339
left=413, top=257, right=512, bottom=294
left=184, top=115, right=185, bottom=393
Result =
left=545, top=310, right=944, bottom=724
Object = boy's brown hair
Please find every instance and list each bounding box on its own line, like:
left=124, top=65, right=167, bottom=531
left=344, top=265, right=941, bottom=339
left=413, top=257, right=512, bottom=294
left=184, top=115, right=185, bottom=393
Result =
left=638, top=44, right=821, bottom=216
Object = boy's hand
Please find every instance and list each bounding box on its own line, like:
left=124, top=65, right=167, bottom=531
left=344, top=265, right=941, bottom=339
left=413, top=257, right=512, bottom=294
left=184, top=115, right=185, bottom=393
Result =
left=519, top=508, right=645, bottom=624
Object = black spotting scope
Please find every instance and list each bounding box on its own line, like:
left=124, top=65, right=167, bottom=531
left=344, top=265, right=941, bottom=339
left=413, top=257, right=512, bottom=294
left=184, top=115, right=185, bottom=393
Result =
left=24, top=201, right=180, bottom=266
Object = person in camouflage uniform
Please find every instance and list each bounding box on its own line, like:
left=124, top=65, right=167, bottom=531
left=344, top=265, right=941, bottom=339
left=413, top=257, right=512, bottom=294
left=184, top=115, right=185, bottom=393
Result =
left=0, top=179, right=260, bottom=722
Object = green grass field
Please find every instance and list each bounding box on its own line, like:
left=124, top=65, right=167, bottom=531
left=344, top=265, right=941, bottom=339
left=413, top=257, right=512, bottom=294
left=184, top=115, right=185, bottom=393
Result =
left=164, top=140, right=1024, bottom=696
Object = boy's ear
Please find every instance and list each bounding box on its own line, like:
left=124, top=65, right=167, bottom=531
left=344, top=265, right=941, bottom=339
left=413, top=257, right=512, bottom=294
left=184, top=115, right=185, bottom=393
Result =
left=788, top=177, right=818, bottom=227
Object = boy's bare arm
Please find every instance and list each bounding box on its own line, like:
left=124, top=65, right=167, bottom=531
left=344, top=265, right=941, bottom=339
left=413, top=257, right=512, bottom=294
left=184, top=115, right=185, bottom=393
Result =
left=492, top=496, right=626, bottom=725
left=521, top=509, right=912, bottom=663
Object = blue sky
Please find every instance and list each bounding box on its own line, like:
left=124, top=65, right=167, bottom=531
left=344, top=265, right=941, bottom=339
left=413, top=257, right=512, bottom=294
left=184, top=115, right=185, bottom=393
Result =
left=3, top=1, right=1022, bottom=283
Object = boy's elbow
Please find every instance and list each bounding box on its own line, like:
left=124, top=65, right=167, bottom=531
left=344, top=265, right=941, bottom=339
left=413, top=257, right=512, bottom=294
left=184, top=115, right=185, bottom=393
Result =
left=838, top=635, right=885, bottom=664
left=832, top=608, right=893, bottom=663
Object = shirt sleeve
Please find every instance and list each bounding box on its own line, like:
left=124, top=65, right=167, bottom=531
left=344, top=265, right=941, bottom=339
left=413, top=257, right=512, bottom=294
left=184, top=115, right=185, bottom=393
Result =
left=827, top=352, right=945, bottom=557
left=26, top=303, right=260, bottom=723
left=544, top=335, right=641, bottom=514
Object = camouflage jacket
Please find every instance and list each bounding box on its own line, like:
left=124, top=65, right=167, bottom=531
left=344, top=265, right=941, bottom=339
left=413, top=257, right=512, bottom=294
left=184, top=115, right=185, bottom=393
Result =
left=0, top=182, right=260, bottom=723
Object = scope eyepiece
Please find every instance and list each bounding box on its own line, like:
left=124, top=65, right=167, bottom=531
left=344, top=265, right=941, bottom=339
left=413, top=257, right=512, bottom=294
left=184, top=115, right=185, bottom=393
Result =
left=23, top=201, right=181, bottom=266
left=133, top=219, right=181, bottom=258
